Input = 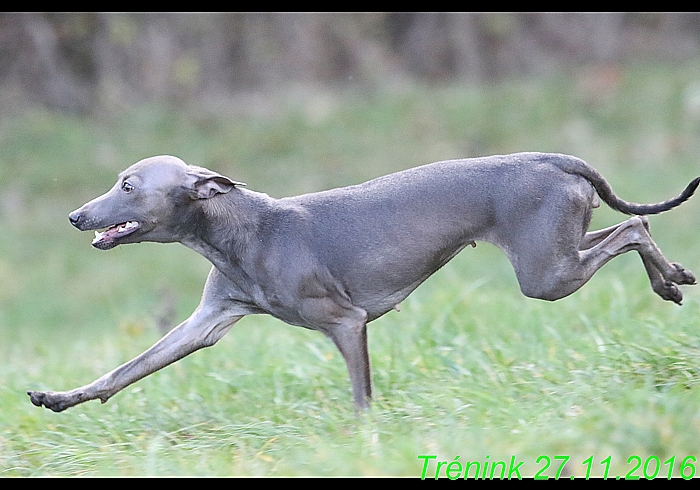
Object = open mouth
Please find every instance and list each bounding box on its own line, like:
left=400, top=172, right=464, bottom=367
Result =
left=92, top=221, right=140, bottom=250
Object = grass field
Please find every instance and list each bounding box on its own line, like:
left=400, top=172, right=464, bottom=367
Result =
left=2, top=62, right=700, bottom=477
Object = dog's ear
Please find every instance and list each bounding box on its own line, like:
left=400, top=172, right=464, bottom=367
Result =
left=186, top=166, right=246, bottom=199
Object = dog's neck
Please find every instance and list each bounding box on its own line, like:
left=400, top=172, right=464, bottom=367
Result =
left=179, top=189, right=269, bottom=295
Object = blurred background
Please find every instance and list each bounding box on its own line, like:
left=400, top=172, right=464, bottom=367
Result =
left=3, top=13, right=700, bottom=112
left=4, top=12, right=700, bottom=476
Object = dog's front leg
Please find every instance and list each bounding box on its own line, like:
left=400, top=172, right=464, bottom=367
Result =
left=28, top=304, right=243, bottom=412
left=327, top=319, right=372, bottom=410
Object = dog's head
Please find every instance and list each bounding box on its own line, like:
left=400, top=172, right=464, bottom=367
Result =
left=68, top=155, right=245, bottom=250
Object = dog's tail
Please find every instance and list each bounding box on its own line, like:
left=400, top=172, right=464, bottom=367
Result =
left=556, top=155, right=700, bottom=215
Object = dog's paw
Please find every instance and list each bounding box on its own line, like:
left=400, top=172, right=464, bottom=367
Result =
left=654, top=281, right=684, bottom=305
left=670, top=263, right=696, bottom=286
left=27, top=390, right=71, bottom=413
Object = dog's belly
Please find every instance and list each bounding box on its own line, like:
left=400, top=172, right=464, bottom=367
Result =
left=336, top=238, right=475, bottom=322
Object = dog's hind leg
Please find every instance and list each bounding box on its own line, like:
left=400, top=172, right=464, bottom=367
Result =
left=507, top=216, right=695, bottom=304
left=579, top=216, right=693, bottom=303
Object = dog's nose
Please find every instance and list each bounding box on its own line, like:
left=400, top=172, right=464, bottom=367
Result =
left=68, top=210, right=83, bottom=227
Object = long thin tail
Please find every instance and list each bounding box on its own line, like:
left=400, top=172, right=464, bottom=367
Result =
left=597, top=175, right=700, bottom=215
left=591, top=177, right=700, bottom=215
left=554, top=154, right=700, bottom=215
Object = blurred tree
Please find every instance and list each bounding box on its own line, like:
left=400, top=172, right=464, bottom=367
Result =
left=1, top=13, right=700, bottom=114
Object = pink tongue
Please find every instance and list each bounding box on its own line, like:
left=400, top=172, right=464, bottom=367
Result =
left=100, top=225, right=121, bottom=242
left=92, top=222, right=138, bottom=245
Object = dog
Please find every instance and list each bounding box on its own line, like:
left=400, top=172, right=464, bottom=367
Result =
left=28, top=153, right=699, bottom=412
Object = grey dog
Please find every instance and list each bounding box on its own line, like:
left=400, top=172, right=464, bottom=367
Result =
left=28, top=153, right=699, bottom=412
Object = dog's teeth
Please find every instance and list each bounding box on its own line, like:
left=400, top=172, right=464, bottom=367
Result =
left=94, top=231, right=103, bottom=241
left=115, top=221, right=138, bottom=233
left=122, top=221, right=137, bottom=231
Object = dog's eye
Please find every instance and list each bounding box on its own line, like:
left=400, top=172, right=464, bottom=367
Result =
left=122, top=181, right=134, bottom=193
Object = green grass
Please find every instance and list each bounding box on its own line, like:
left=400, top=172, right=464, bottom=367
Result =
left=2, top=61, right=700, bottom=476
